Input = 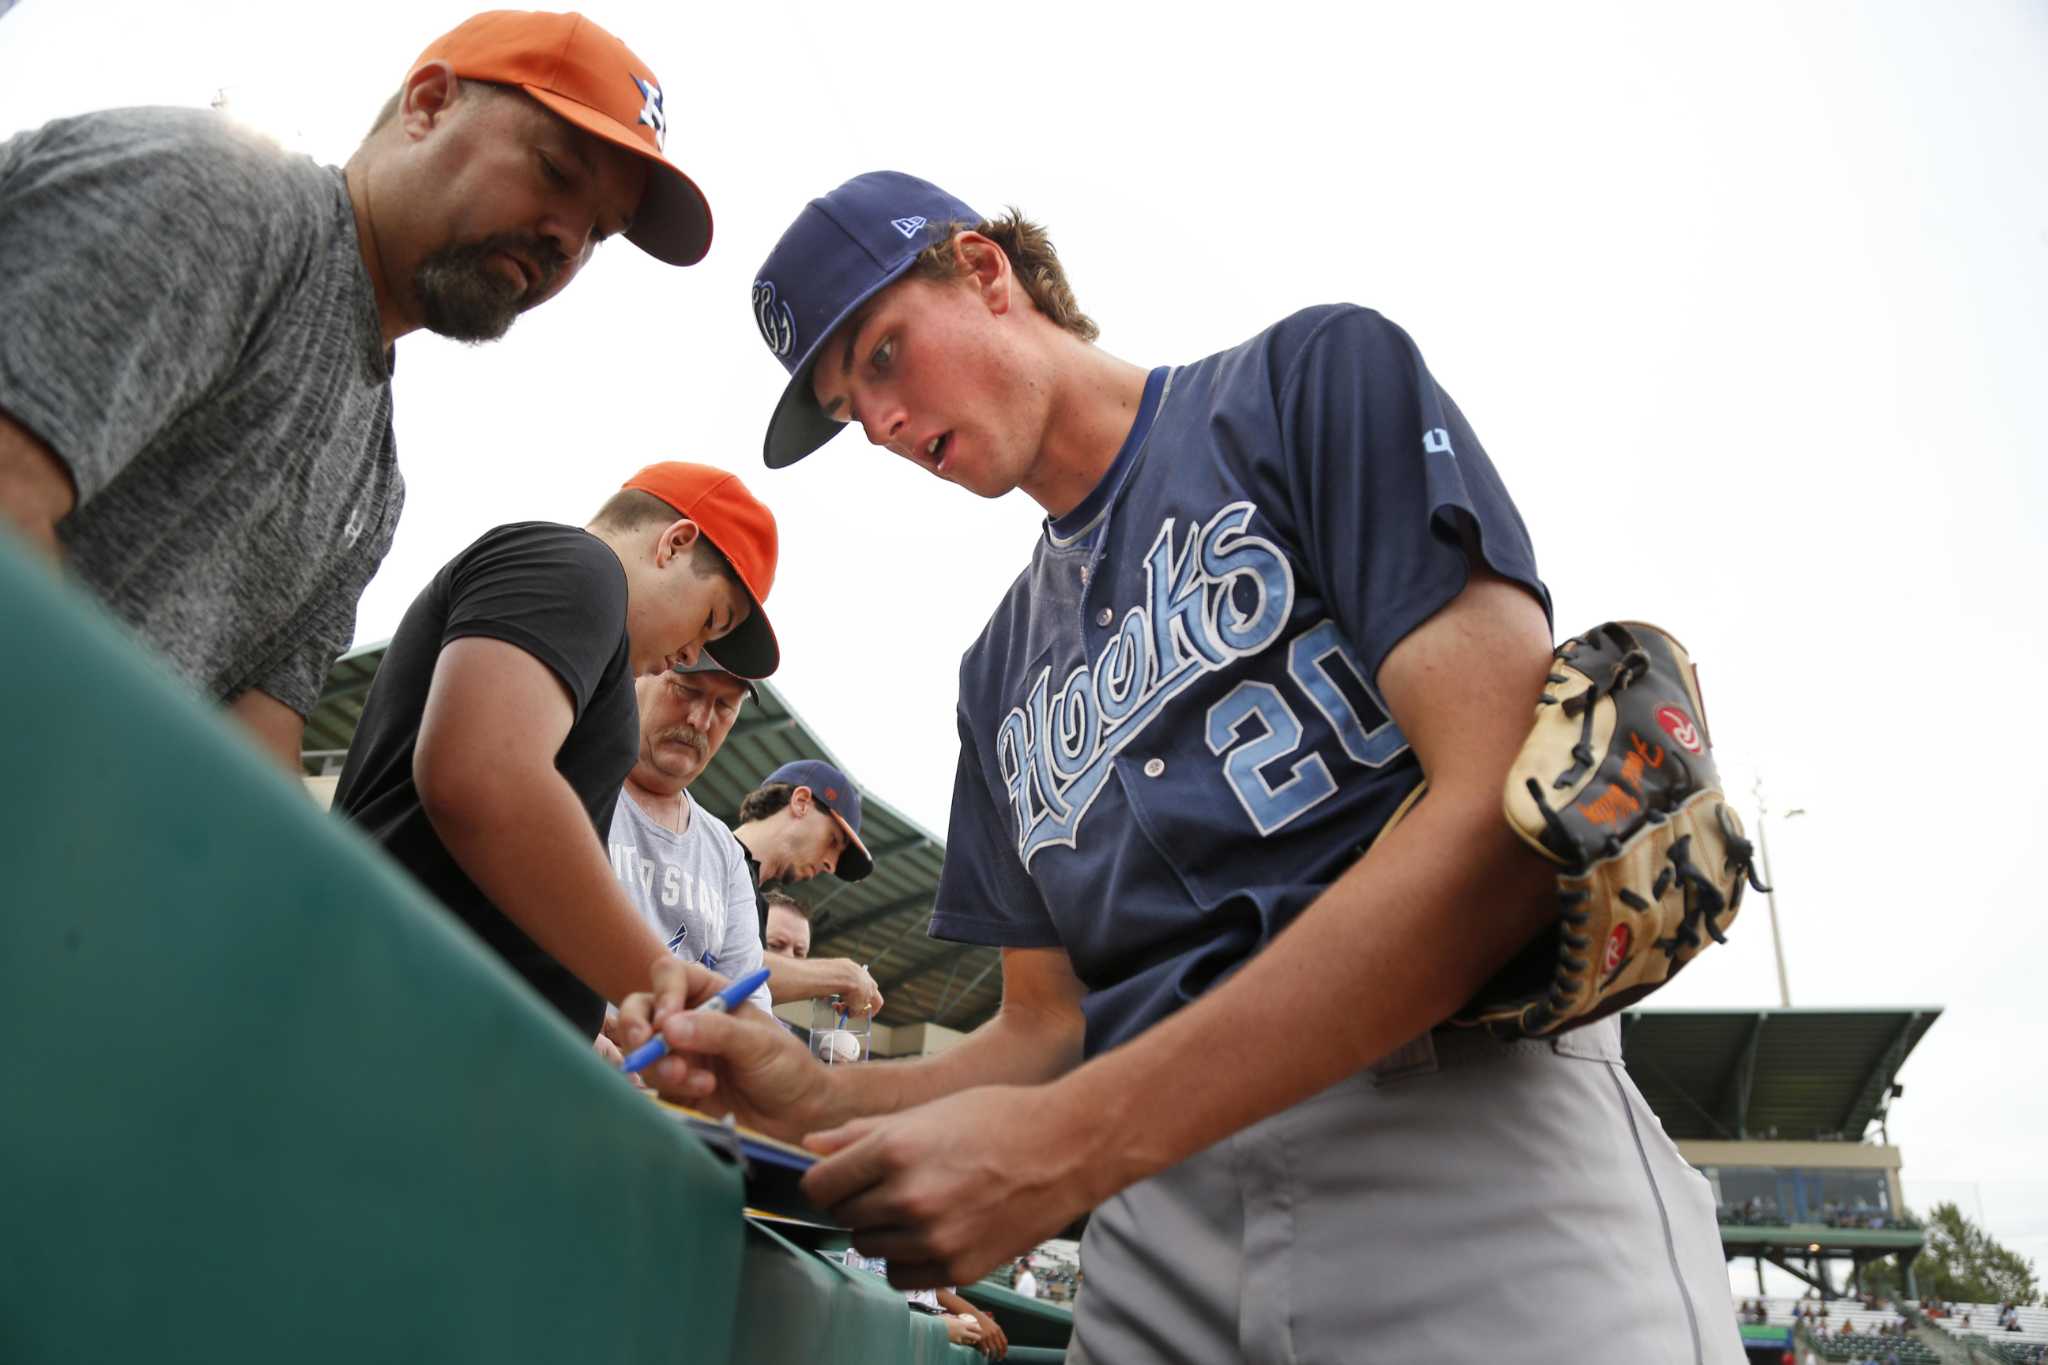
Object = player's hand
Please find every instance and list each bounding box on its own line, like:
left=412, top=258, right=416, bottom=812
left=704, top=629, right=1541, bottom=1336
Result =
left=945, top=1314, right=984, bottom=1347
left=799, top=1084, right=1099, bottom=1292
left=615, top=957, right=829, bottom=1139
left=829, top=958, right=884, bottom=1017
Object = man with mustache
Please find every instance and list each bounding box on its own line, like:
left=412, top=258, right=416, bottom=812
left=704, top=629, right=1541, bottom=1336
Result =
left=605, top=657, right=776, bottom=1022
left=604, top=667, right=883, bottom=1028
left=0, top=10, right=710, bottom=768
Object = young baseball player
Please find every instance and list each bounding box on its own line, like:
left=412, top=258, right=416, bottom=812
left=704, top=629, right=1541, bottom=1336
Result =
left=621, top=174, right=1742, bottom=1361
left=0, top=10, right=710, bottom=768
left=336, top=462, right=777, bottom=1041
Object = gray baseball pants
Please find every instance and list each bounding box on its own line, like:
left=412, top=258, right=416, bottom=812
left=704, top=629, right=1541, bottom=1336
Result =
left=1067, top=1018, right=1742, bottom=1364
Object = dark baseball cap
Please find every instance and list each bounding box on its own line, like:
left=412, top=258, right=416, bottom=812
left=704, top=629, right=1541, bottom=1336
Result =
left=763, top=758, right=873, bottom=881
left=672, top=655, right=757, bottom=703
left=750, top=171, right=982, bottom=469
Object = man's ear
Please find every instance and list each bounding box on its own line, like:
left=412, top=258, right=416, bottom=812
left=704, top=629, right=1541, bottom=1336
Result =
left=653, top=518, right=702, bottom=568
left=788, top=785, right=813, bottom=818
left=399, top=61, right=460, bottom=140
left=953, top=232, right=1012, bottom=316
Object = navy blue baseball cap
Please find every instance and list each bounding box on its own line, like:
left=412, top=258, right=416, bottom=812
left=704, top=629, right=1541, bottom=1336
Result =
left=762, top=758, right=873, bottom=881
left=751, top=171, right=982, bottom=469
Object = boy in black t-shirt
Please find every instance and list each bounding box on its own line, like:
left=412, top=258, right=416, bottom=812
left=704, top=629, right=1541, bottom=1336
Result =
left=335, top=462, right=781, bottom=1038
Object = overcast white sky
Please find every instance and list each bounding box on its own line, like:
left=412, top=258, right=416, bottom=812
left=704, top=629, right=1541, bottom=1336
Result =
left=5, top=0, right=2043, bottom=1298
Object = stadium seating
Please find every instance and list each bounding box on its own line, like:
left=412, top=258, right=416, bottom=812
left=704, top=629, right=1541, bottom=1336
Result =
left=1732, top=1297, right=1940, bottom=1364
left=1930, top=1302, right=2048, bottom=1351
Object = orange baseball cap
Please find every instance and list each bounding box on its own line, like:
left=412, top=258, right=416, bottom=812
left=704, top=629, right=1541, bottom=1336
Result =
left=409, top=10, right=712, bottom=265
left=622, top=462, right=780, bottom=679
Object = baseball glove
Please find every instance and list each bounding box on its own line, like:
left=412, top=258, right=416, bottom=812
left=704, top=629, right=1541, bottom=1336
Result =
left=1451, top=621, right=1766, bottom=1040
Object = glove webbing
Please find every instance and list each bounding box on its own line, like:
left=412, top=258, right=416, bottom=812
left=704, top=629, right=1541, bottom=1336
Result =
left=1539, top=625, right=1652, bottom=791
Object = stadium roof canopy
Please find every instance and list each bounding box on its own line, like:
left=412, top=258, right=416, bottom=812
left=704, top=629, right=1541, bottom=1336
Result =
left=1618, top=1007, right=1942, bottom=1143
left=305, top=643, right=1002, bottom=1030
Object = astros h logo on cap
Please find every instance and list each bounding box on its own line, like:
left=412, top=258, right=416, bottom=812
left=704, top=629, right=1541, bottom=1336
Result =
left=409, top=10, right=713, bottom=265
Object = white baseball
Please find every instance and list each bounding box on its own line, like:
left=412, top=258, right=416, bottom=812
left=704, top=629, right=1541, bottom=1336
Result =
left=825, top=1029, right=862, bottom=1063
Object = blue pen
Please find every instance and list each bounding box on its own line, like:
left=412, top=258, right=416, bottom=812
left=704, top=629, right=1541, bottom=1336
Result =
left=620, top=967, right=771, bottom=1074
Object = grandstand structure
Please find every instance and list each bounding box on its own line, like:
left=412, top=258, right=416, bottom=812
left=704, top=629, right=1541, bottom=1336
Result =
left=1624, top=1007, right=1942, bottom=1302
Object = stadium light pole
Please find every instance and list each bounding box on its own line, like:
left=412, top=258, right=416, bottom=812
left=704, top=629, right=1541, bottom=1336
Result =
left=1752, top=780, right=1804, bottom=1009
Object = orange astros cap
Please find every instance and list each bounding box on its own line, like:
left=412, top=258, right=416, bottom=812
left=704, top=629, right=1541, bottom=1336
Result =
left=410, top=10, right=712, bottom=265
left=623, top=462, right=780, bottom=679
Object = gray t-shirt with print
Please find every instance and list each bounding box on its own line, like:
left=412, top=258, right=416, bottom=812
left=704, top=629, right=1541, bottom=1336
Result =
left=608, top=788, right=773, bottom=1016
left=0, top=106, right=402, bottom=716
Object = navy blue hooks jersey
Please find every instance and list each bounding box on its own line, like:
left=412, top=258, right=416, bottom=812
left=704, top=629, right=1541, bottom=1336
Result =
left=930, top=305, right=1552, bottom=1055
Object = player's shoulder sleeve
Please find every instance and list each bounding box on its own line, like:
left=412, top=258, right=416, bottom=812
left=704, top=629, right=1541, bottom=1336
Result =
left=0, top=107, right=339, bottom=505
left=928, top=696, right=1064, bottom=950
left=1266, top=302, right=1551, bottom=686
left=439, top=523, right=629, bottom=720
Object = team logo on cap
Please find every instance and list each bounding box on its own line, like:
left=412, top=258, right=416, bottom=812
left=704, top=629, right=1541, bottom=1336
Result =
left=632, top=75, right=666, bottom=150
left=752, top=280, right=795, bottom=357
left=891, top=215, right=928, bottom=238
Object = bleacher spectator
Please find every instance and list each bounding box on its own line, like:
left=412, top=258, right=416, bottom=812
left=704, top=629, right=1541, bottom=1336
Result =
left=1012, top=1259, right=1039, bottom=1299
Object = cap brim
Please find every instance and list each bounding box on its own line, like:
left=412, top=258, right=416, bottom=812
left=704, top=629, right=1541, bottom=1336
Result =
left=522, top=87, right=712, bottom=266
left=827, top=810, right=874, bottom=882
left=761, top=254, right=922, bottom=469
left=705, top=597, right=778, bottom=680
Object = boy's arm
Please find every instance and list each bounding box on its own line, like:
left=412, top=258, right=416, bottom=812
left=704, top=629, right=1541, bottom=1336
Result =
left=416, top=636, right=670, bottom=1008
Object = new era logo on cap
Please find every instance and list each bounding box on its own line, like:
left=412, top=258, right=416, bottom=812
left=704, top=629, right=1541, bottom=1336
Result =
left=890, top=215, right=928, bottom=238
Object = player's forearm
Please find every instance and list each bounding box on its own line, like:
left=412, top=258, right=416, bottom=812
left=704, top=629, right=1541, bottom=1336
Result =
left=1055, top=784, right=1554, bottom=1201
left=420, top=763, right=669, bottom=1008
left=810, top=993, right=1083, bottom=1129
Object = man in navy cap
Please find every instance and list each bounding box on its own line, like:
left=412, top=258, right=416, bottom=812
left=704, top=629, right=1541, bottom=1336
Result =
left=731, top=758, right=882, bottom=1018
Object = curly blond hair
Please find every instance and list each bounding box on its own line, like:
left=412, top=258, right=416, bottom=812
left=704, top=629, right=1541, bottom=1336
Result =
left=910, top=210, right=1098, bottom=342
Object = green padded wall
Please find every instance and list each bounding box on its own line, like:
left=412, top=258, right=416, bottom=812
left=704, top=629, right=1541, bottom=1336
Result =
left=0, top=536, right=745, bottom=1363
left=729, top=1220, right=990, bottom=1365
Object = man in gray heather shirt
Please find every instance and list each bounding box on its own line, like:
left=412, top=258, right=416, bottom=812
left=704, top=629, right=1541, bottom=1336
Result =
left=0, top=11, right=713, bottom=767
